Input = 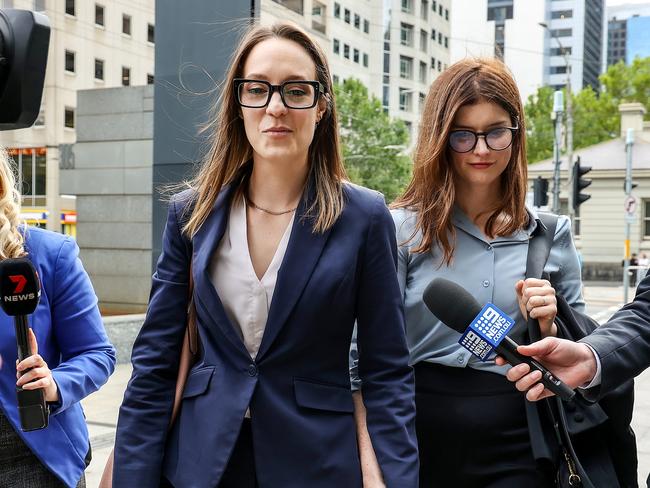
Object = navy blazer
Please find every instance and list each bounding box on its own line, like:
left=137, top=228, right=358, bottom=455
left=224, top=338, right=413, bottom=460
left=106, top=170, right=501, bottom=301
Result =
left=0, top=227, right=116, bottom=487
left=114, top=182, right=419, bottom=488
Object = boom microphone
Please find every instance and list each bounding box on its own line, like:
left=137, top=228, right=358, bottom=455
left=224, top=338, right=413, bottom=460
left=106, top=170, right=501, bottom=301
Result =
left=422, top=277, right=576, bottom=402
left=0, top=257, right=48, bottom=431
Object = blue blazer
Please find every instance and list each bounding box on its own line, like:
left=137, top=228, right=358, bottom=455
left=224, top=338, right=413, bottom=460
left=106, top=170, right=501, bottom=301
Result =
left=0, top=227, right=116, bottom=487
left=114, top=182, right=419, bottom=488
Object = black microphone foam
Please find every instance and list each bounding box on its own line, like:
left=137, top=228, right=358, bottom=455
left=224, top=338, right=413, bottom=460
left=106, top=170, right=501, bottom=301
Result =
left=0, top=258, right=41, bottom=315
left=423, top=278, right=482, bottom=333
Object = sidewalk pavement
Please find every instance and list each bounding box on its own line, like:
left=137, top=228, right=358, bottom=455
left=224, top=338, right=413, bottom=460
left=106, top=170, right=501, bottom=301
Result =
left=81, top=366, right=650, bottom=487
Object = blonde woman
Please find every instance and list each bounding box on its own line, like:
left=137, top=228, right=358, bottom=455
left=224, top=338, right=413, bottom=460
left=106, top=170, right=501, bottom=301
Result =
left=0, top=149, right=116, bottom=488
left=113, top=22, right=418, bottom=488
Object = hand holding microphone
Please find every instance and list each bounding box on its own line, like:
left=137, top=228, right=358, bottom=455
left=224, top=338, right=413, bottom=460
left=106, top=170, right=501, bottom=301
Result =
left=0, top=257, right=50, bottom=431
left=422, top=277, right=576, bottom=402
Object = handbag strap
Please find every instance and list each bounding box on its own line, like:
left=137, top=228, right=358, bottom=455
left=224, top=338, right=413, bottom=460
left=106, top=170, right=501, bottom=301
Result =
left=525, top=212, right=558, bottom=343
left=187, top=260, right=198, bottom=355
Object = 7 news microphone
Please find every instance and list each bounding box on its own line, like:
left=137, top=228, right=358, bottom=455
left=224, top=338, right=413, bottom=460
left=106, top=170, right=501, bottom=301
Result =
left=422, top=277, right=576, bottom=402
left=0, top=257, right=49, bottom=431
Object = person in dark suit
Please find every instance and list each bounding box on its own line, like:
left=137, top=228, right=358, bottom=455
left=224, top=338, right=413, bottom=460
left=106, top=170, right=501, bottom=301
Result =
left=112, top=22, right=418, bottom=488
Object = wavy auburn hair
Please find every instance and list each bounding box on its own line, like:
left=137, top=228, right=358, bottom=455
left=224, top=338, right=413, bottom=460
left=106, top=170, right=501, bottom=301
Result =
left=183, top=22, right=345, bottom=237
left=393, top=57, right=528, bottom=265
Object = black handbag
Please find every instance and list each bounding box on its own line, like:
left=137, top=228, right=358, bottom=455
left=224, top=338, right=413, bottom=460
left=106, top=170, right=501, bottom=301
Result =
left=525, top=212, right=638, bottom=488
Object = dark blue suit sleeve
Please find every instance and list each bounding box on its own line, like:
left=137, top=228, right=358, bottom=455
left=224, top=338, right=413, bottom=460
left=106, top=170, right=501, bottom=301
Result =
left=581, top=273, right=650, bottom=397
left=355, top=193, right=419, bottom=488
left=113, top=197, right=192, bottom=487
left=49, top=236, right=116, bottom=415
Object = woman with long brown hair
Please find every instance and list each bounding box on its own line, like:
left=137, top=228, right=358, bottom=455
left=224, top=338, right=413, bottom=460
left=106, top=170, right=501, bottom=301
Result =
left=113, top=22, right=418, bottom=488
left=354, top=58, right=585, bottom=486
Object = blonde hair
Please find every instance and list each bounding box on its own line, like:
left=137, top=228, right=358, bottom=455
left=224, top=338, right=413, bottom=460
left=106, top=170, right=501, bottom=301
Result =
left=183, top=22, right=346, bottom=237
left=0, top=148, right=25, bottom=259
left=393, top=57, right=528, bottom=265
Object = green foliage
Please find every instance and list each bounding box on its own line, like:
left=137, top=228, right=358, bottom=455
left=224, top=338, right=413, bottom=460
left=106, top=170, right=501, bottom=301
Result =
left=334, top=78, right=412, bottom=202
left=524, top=57, right=650, bottom=163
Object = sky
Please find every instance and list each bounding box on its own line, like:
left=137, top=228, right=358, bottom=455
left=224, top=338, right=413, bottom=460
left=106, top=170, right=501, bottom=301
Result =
left=606, top=0, right=650, bottom=5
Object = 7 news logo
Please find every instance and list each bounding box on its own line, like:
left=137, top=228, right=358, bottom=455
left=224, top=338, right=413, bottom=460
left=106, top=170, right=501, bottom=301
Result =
left=3, top=274, right=36, bottom=302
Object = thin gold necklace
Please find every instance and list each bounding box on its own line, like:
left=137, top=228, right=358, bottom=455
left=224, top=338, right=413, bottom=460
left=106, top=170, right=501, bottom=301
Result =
left=245, top=193, right=297, bottom=216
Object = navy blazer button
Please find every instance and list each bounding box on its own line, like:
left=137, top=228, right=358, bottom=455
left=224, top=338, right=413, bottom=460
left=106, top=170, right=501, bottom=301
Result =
left=248, top=364, right=258, bottom=377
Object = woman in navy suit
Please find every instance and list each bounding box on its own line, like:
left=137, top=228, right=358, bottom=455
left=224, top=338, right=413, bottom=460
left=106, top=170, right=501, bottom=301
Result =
left=113, top=22, right=418, bottom=488
left=0, top=148, right=116, bottom=487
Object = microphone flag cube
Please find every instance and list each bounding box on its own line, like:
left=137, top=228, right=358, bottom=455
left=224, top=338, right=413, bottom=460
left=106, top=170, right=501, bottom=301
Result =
left=458, top=303, right=515, bottom=361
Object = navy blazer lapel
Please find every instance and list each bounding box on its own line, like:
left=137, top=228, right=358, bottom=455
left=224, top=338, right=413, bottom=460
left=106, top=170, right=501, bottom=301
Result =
left=256, top=185, right=333, bottom=361
left=192, top=184, right=250, bottom=358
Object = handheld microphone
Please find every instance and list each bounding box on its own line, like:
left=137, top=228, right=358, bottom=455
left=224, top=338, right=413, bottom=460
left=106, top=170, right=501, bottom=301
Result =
left=422, top=277, right=576, bottom=402
left=0, top=257, right=48, bottom=431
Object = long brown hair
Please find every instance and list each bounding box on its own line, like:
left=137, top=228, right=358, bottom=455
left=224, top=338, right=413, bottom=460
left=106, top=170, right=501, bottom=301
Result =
left=393, top=57, right=528, bottom=265
left=183, top=22, right=345, bottom=237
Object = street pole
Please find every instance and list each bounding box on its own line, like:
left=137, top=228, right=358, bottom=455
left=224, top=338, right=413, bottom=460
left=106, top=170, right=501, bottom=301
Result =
left=552, top=90, right=564, bottom=214
left=564, top=50, right=574, bottom=227
left=623, top=128, right=634, bottom=303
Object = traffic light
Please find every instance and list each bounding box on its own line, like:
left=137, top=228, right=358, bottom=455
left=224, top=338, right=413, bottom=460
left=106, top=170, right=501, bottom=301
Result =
left=533, top=176, right=549, bottom=207
left=572, top=156, right=591, bottom=211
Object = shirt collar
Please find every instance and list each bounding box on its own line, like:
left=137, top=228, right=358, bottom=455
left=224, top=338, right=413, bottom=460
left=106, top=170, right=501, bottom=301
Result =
left=451, top=203, right=540, bottom=243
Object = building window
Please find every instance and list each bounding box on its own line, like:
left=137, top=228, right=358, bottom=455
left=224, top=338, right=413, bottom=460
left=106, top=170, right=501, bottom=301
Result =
left=94, top=58, right=104, bottom=80
left=437, top=60, right=442, bottom=71
left=420, top=29, right=427, bottom=52
left=334, top=2, right=340, bottom=18
left=32, top=0, right=44, bottom=11
left=421, top=0, right=428, bottom=20
left=147, top=23, right=155, bottom=44
left=439, top=3, right=443, bottom=15
left=2, top=0, right=14, bottom=7
left=122, top=14, right=132, bottom=35
left=550, top=28, right=572, bottom=37
left=333, top=74, right=340, bottom=85
left=551, top=9, right=573, bottom=19
left=550, top=47, right=572, bottom=56
left=95, top=4, right=105, bottom=26
left=399, top=88, right=412, bottom=111
left=400, top=55, right=413, bottom=79
left=444, top=36, right=448, bottom=48
left=445, top=7, right=449, bottom=20
left=401, top=0, right=412, bottom=14
left=432, top=1, right=437, bottom=11
left=64, top=107, right=75, bottom=128
left=270, top=0, right=303, bottom=14
left=344, top=8, right=350, bottom=23
left=363, top=53, right=369, bottom=67
left=122, top=66, right=131, bottom=86
left=431, top=28, right=436, bottom=39
left=419, top=61, right=427, bottom=83
left=354, top=48, right=360, bottom=63
left=333, top=38, right=340, bottom=54
left=354, top=14, right=360, bottom=29
left=400, top=23, right=414, bottom=46
left=147, top=73, right=154, bottom=84
left=11, top=148, right=47, bottom=207
left=344, top=44, right=350, bottom=59
left=419, top=92, right=426, bottom=113
left=65, top=0, right=74, bottom=16
left=550, top=65, right=567, bottom=74
left=364, top=19, right=369, bottom=33
left=438, top=32, right=442, bottom=44
left=64, top=50, right=75, bottom=73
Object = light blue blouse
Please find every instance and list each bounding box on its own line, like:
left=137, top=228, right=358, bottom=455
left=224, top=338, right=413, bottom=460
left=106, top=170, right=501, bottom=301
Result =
left=351, top=205, right=584, bottom=388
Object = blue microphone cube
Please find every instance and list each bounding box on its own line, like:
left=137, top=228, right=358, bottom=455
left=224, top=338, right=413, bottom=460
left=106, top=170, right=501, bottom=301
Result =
left=458, top=303, right=515, bottom=361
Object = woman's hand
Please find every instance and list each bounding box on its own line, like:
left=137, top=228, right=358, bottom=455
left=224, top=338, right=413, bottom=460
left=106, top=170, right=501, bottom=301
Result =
left=16, top=328, right=59, bottom=403
left=515, top=278, right=558, bottom=338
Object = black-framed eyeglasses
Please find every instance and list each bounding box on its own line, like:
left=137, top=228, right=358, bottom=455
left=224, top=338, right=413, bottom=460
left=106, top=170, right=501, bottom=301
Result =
left=234, top=79, right=325, bottom=109
left=448, top=124, right=519, bottom=153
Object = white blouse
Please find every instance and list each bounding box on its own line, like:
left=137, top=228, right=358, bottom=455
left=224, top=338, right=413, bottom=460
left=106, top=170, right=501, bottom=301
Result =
left=209, top=197, right=294, bottom=360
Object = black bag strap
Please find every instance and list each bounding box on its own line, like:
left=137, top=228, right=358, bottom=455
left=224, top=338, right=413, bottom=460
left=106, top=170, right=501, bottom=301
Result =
left=525, top=212, right=558, bottom=343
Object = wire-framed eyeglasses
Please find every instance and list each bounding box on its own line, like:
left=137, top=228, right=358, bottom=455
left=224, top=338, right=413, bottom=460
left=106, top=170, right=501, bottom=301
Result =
left=234, top=79, right=325, bottom=109
left=448, top=124, right=519, bottom=153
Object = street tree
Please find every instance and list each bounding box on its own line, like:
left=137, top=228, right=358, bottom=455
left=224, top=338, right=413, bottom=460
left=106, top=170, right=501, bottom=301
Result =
left=334, top=78, right=412, bottom=202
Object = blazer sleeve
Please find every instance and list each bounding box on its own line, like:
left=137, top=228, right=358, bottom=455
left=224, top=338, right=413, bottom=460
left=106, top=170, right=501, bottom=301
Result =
left=580, top=273, right=650, bottom=397
left=49, top=236, right=116, bottom=415
left=113, top=196, right=192, bottom=487
left=355, top=194, right=419, bottom=488
left=549, top=215, right=585, bottom=312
